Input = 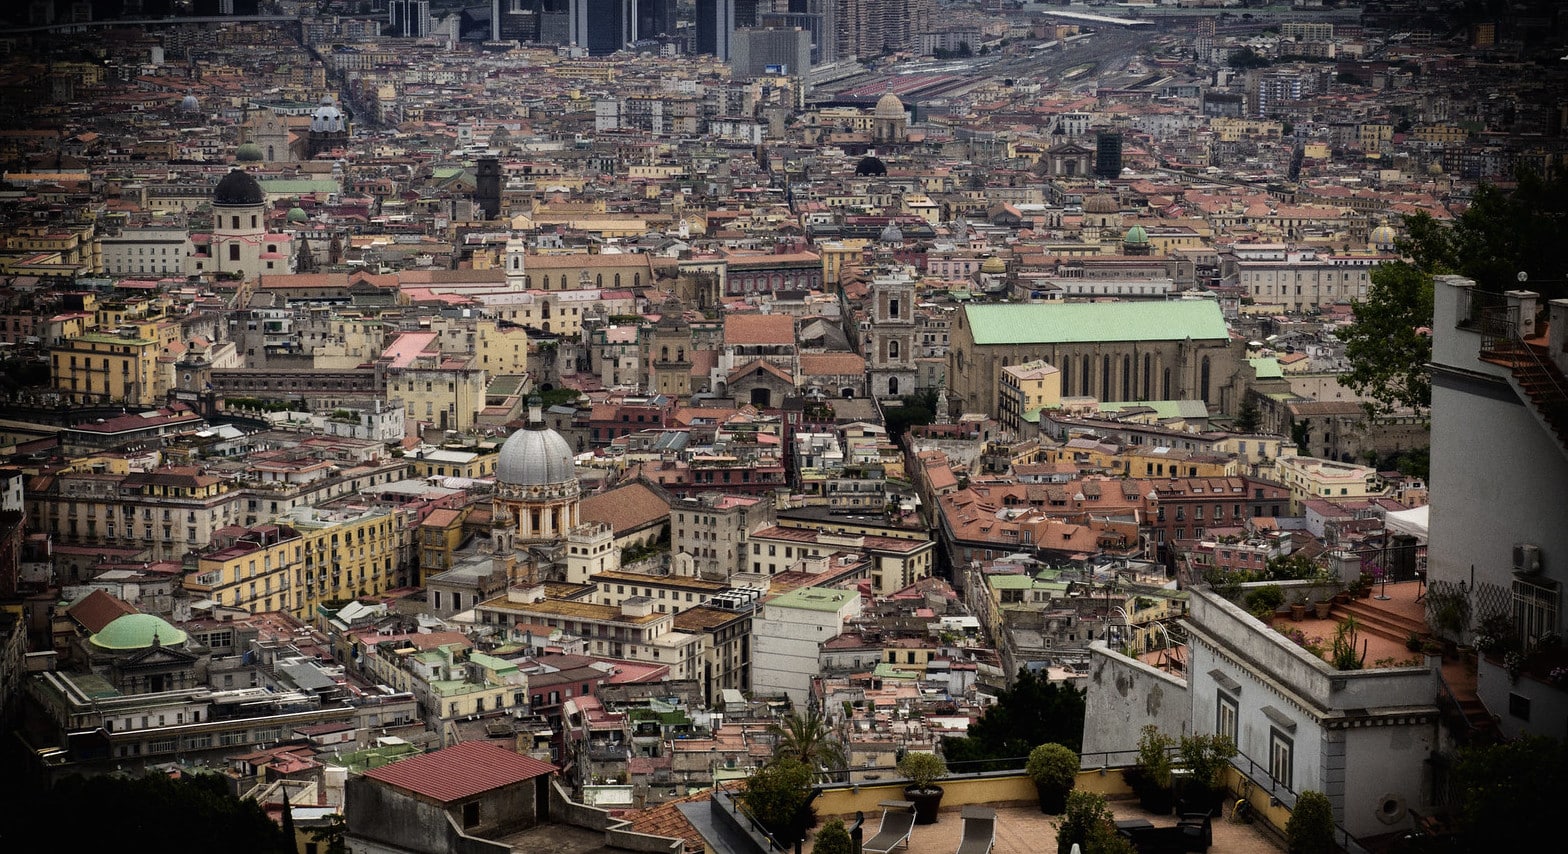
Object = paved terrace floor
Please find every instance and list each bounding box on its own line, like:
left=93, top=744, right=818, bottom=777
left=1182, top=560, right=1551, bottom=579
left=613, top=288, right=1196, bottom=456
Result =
left=810, top=799, right=1283, bottom=854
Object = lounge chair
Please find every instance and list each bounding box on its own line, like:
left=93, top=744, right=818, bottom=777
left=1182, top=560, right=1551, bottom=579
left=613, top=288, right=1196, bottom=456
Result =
left=957, top=805, right=996, bottom=854
left=863, top=800, right=917, bottom=854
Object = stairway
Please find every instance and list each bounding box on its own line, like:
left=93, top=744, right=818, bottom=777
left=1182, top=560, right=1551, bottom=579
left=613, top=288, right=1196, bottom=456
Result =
left=1480, top=335, right=1568, bottom=457
left=1333, top=599, right=1427, bottom=647
left=1510, top=342, right=1568, bottom=443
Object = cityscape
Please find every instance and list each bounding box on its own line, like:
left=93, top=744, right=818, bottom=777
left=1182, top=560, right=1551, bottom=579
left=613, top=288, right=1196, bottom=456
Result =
left=0, top=1, right=1564, bottom=853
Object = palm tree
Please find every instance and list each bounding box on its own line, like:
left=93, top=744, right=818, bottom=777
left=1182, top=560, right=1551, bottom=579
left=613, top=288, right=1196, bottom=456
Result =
left=768, top=709, right=846, bottom=779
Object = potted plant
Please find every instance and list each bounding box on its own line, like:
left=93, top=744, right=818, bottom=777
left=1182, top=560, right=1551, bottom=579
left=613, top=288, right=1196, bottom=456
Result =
left=1314, top=597, right=1333, bottom=619
left=1026, top=743, right=1080, bottom=814
left=1123, top=725, right=1176, bottom=814
left=1177, top=733, right=1237, bottom=815
left=1290, top=596, right=1308, bottom=621
left=1286, top=790, right=1337, bottom=854
left=897, top=751, right=947, bottom=825
left=1244, top=584, right=1284, bottom=621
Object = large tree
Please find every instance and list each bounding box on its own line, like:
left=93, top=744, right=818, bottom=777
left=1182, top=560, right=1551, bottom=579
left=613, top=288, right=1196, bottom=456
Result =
left=1338, top=261, right=1435, bottom=417
left=942, top=668, right=1087, bottom=768
left=767, top=708, right=845, bottom=778
left=1340, top=167, right=1568, bottom=418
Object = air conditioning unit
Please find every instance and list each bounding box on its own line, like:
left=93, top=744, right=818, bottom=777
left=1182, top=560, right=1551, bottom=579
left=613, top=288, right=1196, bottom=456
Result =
left=1514, top=543, right=1543, bottom=575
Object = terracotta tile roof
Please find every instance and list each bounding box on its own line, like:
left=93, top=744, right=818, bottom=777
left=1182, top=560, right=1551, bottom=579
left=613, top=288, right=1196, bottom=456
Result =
left=580, top=480, right=671, bottom=535
left=799, top=352, right=866, bottom=376
left=723, top=313, right=794, bottom=346
left=66, top=589, right=137, bottom=633
left=726, top=358, right=794, bottom=385
left=623, top=790, right=711, bottom=853
left=361, top=741, right=557, bottom=803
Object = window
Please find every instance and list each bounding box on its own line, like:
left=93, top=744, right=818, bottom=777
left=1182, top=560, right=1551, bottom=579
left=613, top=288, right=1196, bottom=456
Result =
left=463, top=802, right=480, bottom=828
left=1513, top=577, right=1560, bottom=644
left=1217, top=692, right=1238, bottom=743
left=1268, top=729, right=1293, bottom=790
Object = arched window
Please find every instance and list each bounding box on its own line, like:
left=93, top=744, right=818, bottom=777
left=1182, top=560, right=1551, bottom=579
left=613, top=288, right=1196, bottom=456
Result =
left=1062, top=358, right=1071, bottom=391
left=888, top=376, right=900, bottom=395
left=614, top=273, right=621, bottom=286
left=1201, top=356, right=1212, bottom=402
left=634, top=273, right=641, bottom=286
left=1162, top=368, right=1171, bottom=400
left=661, top=346, right=669, bottom=360
left=888, top=340, right=900, bottom=360
left=1143, top=354, right=1151, bottom=400
left=561, top=274, right=568, bottom=288
left=596, top=274, right=603, bottom=286
left=1082, top=354, right=1093, bottom=396
left=1122, top=355, right=1131, bottom=401
left=1102, top=354, right=1111, bottom=401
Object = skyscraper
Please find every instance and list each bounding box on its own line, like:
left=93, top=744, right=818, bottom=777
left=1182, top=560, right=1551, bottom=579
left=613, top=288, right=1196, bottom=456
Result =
left=695, top=0, right=736, bottom=60
left=388, top=0, right=431, bottom=38
left=569, top=0, right=639, bottom=55
left=1095, top=131, right=1123, bottom=179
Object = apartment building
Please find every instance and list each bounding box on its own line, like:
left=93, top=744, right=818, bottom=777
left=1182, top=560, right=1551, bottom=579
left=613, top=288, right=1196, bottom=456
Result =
left=185, top=505, right=401, bottom=621
left=50, top=325, right=168, bottom=406
left=752, top=586, right=861, bottom=705
left=473, top=587, right=706, bottom=682
left=1223, top=245, right=1381, bottom=312
left=746, top=525, right=934, bottom=596
left=670, top=492, right=776, bottom=581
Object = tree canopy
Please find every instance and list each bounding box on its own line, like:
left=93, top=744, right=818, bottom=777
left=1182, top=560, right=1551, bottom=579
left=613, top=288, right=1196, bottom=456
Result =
left=14, top=772, right=287, bottom=853
left=739, top=757, right=816, bottom=845
left=1451, top=735, right=1568, bottom=851
left=1338, top=261, right=1435, bottom=417
left=767, top=708, right=845, bottom=779
left=942, top=668, right=1087, bottom=768
left=1340, top=167, right=1567, bottom=418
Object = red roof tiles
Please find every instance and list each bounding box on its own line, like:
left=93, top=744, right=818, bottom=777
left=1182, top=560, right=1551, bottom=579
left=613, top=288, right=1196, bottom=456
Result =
left=361, top=741, right=557, bottom=803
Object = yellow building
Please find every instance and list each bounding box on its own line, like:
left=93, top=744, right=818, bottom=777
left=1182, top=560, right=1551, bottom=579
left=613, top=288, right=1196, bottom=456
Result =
left=50, top=328, right=167, bottom=406
left=998, top=359, right=1063, bottom=434
left=473, top=320, right=535, bottom=375
left=1272, top=455, right=1387, bottom=513
left=1358, top=123, right=1392, bottom=151
left=188, top=506, right=402, bottom=620
left=383, top=346, right=487, bottom=433
left=818, top=240, right=870, bottom=288
left=1211, top=117, right=1284, bottom=142
left=410, top=447, right=498, bottom=480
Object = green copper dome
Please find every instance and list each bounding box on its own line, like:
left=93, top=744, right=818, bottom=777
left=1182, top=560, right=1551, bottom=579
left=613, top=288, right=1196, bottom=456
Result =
left=236, top=142, right=264, bottom=162
left=89, top=613, right=187, bottom=650
left=286, top=206, right=309, bottom=223
left=1124, top=225, right=1149, bottom=245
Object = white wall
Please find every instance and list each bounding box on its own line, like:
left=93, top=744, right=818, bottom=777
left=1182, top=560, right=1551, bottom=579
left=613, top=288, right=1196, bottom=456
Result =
left=1081, top=642, right=1191, bottom=765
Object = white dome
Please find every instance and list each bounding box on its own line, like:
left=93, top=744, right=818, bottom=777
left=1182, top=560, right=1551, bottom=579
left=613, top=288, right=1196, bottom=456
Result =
left=496, top=425, right=575, bottom=487
left=311, top=98, right=345, bottom=133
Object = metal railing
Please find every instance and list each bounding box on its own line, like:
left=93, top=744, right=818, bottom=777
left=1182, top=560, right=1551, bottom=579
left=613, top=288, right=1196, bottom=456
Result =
left=1482, top=310, right=1568, bottom=439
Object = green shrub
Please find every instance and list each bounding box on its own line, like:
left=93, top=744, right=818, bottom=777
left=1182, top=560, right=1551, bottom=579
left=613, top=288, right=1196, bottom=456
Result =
left=739, top=758, right=815, bottom=844
left=1286, top=790, right=1337, bottom=854
left=812, top=817, right=853, bottom=854
left=1055, top=790, right=1136, bottom=854
left=1245, top=584, right=1285, bottom=618
left=897, top=752, right=947, bottom=792
left=1026, top=743, right=1080, bottom=794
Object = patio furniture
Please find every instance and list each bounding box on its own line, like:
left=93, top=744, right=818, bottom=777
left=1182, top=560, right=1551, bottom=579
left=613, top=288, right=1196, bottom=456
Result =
left=957, top=805, right=996, bottom=854
left=1116, top=810, right=1212, bottom=854
left=863, top=800, right=917, bottom=854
